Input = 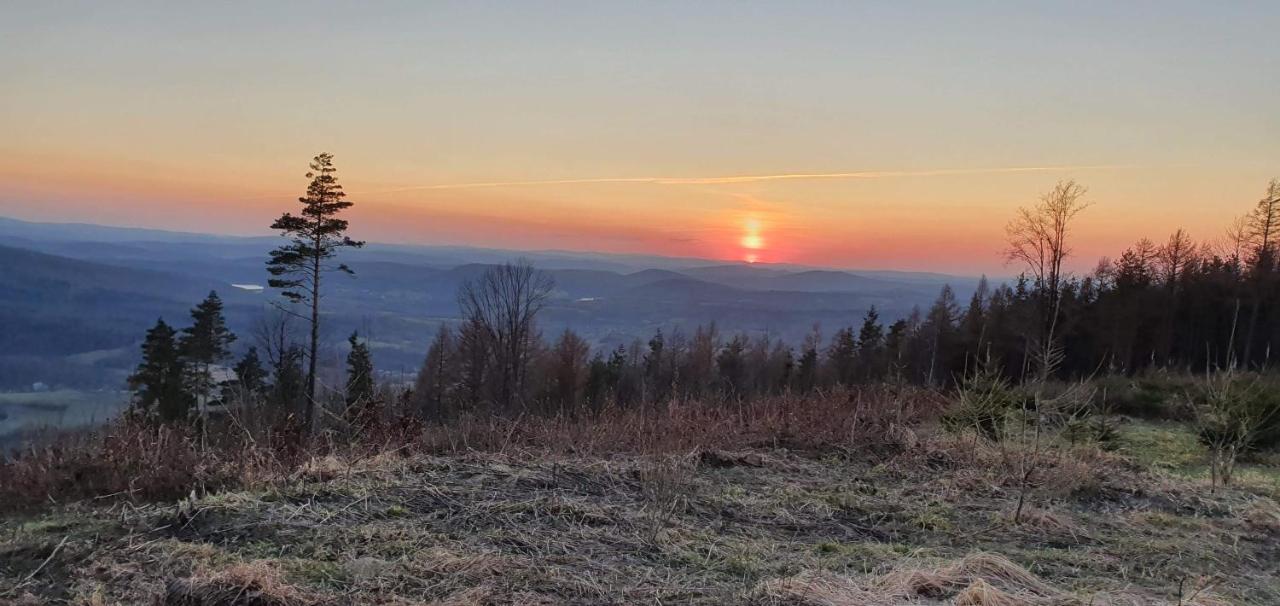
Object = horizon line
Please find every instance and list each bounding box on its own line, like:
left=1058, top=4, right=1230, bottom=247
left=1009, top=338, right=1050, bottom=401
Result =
left=0, top=213, right=1002, bottom=279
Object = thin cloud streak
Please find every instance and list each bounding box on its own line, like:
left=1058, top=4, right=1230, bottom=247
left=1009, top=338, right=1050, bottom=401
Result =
left=353, top=165, right=1124, bottom=195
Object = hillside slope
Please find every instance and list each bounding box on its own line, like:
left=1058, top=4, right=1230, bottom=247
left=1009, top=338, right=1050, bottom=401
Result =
left=0, top=245, right=258, bottom=388
left=2, top=428, right=1276, bottom=604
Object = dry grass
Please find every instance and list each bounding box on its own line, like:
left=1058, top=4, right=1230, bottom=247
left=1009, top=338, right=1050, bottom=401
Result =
left=0, top=387, right=938, bottom=515
left=754, top=552, right=1233, bottom=605
left=2, top=390, right=1278, bottom=604
left=164, top=560, right=312, bottom=605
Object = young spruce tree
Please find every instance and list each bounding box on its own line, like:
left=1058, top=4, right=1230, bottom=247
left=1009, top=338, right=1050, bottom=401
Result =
left=180, top=291, right=236, bottom=412
left=129, top=319, right=193, bottom=423
left=267, top=153, right=364, bottom=432
left=345, top=331, right=375, bottom=406
left=270, top=346, right=307, bottom=415
left=232, top=347, right=268, bottom=395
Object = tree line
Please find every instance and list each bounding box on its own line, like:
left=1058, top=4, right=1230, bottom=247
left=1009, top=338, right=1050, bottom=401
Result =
left=407, top=180, right=1280, bottom=417
left=125, top=154, right=1280, bottom=434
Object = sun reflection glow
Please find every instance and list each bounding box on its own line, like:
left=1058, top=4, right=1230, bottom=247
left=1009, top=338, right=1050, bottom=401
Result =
left=740, top=215, right=765, bottom=262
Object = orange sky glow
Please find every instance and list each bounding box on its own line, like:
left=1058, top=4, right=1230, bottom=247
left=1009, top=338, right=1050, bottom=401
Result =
left=2, top=4, right=1276, bottom=275
left=0, top=151, right=1273, bottom=274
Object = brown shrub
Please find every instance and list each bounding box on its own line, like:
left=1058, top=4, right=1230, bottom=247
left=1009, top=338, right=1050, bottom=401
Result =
left=1, top=387, right=942, bottom=514
left=414, top=386, right=944, bottom=456
left=0, top=421, right=240, bottom=514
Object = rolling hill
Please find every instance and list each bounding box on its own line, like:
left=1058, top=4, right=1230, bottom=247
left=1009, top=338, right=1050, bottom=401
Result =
left=0, top=216, right=981, bottom=391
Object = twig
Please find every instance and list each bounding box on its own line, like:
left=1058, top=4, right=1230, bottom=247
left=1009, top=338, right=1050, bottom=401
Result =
left=2, top=535, right=69, bottom=596
left=318, top=496, right=370, bottom=525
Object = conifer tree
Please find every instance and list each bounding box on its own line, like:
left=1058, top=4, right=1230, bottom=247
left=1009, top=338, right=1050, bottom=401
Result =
left=584, top=353, right=612, bottom=415
left=1243, top=180, right=1280, bottom=367
left=884, top=319, right=910, bottom=381
left=232, top=347, right=267, bottom=395
left=129, top=319, right=193, bottom=423
left=716, top=335, right=749, bottom=396
left=267, top=153, right=365, bottom=432
left=827, top=326, right=857, bottom=385
left=795, top=325, right=821, bottom=392
left=180, top=291, right=236, bottom=412
left=643, top=329, right=670, bottom=402
left=547, top=329, right=590, bottom=413
left=959, top=277, right=991, bottom=365
left=413, top=325, right=455, bottom=419
left=923, top=286, right=961, bottom=385
left=345, top=331, right=375, bottom=407
left=269, top=345, right=306, bottom=415
left=455, top=319, right=490, bottom=411
left=855, top=307, right=885, bottom=381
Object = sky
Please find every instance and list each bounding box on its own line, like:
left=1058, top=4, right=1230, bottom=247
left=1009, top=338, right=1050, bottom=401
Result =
left=1, top=2, right=1277, bottom=274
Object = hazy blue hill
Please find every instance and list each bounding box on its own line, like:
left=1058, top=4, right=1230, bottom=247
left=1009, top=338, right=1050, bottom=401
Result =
left=850, top=269, right=987, bottom=285
left=5, top=236, right=160, bottom=260
left=538, top=269, right=634, bottom=298
left=764, top=270, right=906, bottom=293
left=0, top=244, right=232, bottom=306
left=0, top=215, right=977, bottom=288
left=0, top=215, right=982, bottom=390
left=619, top=277, right=747, bottom=302
left=0, top=216, right=236, bottom=244
left=620, top=268, right=688, bottom=287
left=677, top=264, right=791, bottom=281
left=0, top=244, right=265, bottom=390
left=673, top=265, right=941, bottom=298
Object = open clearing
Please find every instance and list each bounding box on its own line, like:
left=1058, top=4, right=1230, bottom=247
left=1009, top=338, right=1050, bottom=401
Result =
left=0, top=390, right=129, bottom=453
left=3, top=419, right=1279, bottom=605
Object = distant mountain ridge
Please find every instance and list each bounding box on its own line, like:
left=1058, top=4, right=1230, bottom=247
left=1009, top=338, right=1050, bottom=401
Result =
left=0, top=215, right=982, bottom=281
left=0, top=215, right=984, bottom=391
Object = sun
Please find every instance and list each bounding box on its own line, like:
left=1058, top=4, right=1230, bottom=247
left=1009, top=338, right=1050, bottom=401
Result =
left=739, top=216, right=765, bottom=262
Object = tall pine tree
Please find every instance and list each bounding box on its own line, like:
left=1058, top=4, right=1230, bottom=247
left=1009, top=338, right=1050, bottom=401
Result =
left=267, top=153, right=364, bottom=433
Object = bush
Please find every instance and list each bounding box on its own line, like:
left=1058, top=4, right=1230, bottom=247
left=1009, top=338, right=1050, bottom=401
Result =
left=1190, top=371, right=1280, bottom=488
left=1193, top=372, right=1280, bottom=452
left=0, top=421, right=240, bottom=514
left=0, top=388, right=946, bottom=514
left=1094, top=374, right=1194, bottom=420
left=941, top=368, right=1023, bottom=441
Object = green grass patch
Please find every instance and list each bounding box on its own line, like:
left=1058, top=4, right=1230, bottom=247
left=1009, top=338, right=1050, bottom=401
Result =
left=1116, top=420, right=1205, bottom=475
left=1118, top=419, right=1280, bottom=490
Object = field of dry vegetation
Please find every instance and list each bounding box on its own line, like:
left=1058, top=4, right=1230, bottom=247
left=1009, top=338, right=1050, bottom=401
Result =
left=3, top=386, right=1279, bottom=605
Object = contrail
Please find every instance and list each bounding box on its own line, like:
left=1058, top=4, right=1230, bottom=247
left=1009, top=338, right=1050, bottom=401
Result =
left=351, top=165, right=1119, bottom=194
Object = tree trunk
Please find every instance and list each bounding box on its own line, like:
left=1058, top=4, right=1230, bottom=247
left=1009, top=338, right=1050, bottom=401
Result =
left=306, top=249, right=321, bottom=434
left=1243, top=298, right=1261, bottom=369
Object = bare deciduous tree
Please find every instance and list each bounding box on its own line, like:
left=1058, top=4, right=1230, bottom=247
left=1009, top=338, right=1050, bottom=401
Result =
left=457, top=260, right=554, bottom=411
left=1003, top=181, right=1091, bottom=522
left=1005, top=180, right=1090, bottom=381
